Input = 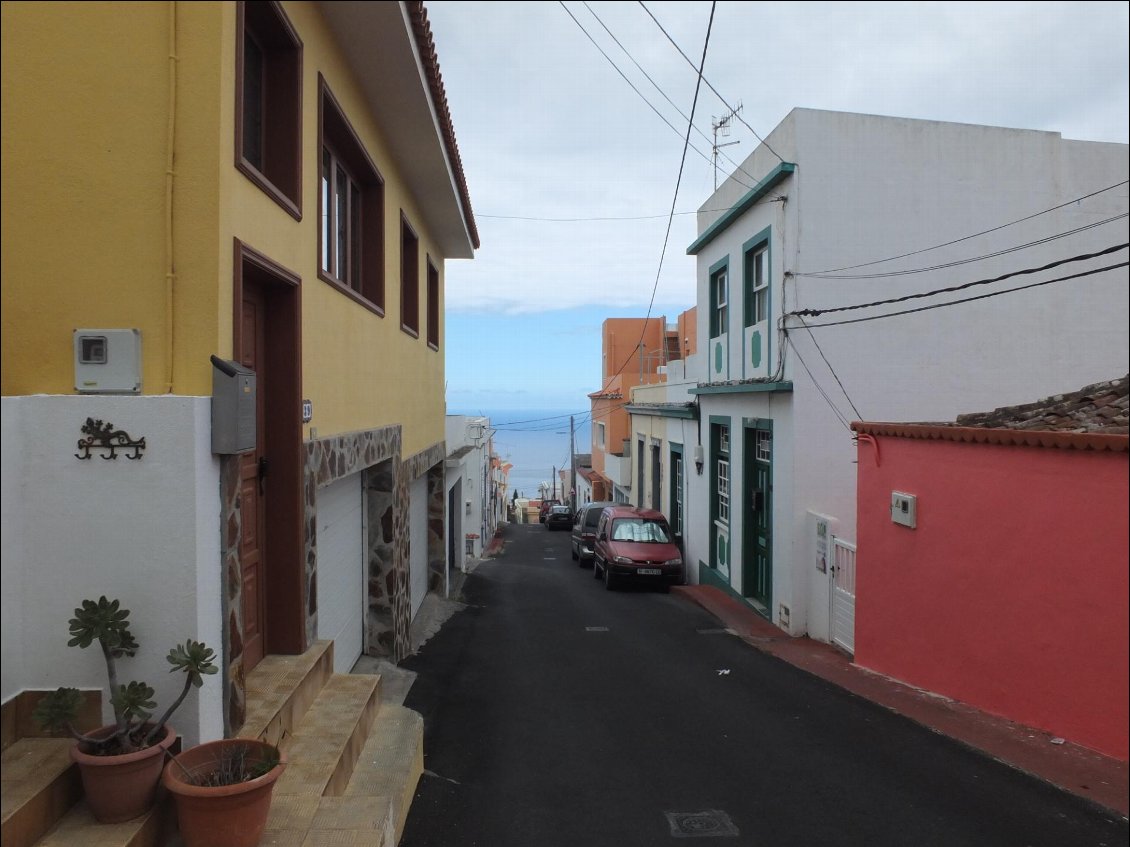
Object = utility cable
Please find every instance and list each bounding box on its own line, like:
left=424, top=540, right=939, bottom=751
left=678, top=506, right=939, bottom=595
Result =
left=638, top=0, right=784, bottom=164
left=795, top=179, right=1129, bottom=276
left=797, top=261, right=1128, bottom=329
left=790, top=243, right=1128, bottom=318
left=784, top=333, right=852, bottom=431
left=605, top=1, right=716, bottom=384
left=798, top=213, right=1127, bottom=279
left=581, top=0, right=763, bottom=190
left=559, top=2, right=747, bottom=189
left=796, top=318, right=863, bottom=421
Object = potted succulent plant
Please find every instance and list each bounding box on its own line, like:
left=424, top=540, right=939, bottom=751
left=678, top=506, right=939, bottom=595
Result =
left=163, top=736, right=286, bottom=847
left=33, top=596, right=217, bottom=823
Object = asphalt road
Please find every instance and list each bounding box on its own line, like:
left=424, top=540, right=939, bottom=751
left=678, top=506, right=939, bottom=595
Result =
left=400, top=523, right=1127, bottom=847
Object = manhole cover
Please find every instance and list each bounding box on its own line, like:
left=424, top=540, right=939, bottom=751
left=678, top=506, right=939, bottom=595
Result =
left=665, top=810, right=739, bottom=838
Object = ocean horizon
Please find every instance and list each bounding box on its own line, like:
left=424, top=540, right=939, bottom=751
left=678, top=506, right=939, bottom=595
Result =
left=449, top=407, right=591, bottom=500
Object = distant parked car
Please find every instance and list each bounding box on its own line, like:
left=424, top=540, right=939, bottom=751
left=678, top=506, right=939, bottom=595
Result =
left=538, top=499, right=560, bottom=523
left=593, top=506, right=684, bottom=591
left=570, top=501, right=615, bottom=566
left=545, top=504, right=573, bottom=531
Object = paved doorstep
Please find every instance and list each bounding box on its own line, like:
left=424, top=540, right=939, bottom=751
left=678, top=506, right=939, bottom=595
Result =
left=673, top=584, right=1130, bottom=819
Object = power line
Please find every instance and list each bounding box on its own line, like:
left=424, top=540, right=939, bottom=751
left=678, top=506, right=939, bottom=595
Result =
left=637, top=1, right=784, bottom=164
left=797, top=261, right=1128, bottom=329
left=790, top=243, right=1128, bottom=318
left=603, top=1, right=716, bottom=385
left=795, top=179, right=1130, bottom=276
left=558, top=2, right=748, bottom=190
left=784, top=333, right=852, bottom=431
left=796, top=318, right=863, bottom=421
left=581, top=1, right=763, bottom=191
left=797, top=213, right=1127, bottom=280
left=477, top=204, right=735, bottom=223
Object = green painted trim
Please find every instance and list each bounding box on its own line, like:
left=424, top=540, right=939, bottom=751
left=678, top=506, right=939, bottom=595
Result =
left=699, top=563, right=746, bottom=604
left=691, top=381, right=793, bottom=396
left=669, top=443, right=684, bottom=540
left=741, top=225, right=773, bottom=380
left=708, top=256, right=729, bottom=338
left=687, top=162, right=796, bottom=256
left=708, top=414, right=731, bottom=427
left=625, top=404, right=697, bottom=420
left=742, top=417, right=775, bottom=431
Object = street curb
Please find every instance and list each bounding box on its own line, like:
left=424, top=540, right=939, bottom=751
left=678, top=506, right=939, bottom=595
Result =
left=673, top=584, right=1129, bottom=820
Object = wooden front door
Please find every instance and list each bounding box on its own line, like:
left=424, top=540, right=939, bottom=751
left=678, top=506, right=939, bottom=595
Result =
left=743, top=427, right=772, bottom=611
left=239, top=282, right=268, bottom=672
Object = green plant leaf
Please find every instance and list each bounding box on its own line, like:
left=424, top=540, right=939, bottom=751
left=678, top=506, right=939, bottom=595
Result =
left=111, top=682, right=156, bottom=722
left=32, top=687, right=82, bottom=733
left=67, top=596, right=137, bottom=657
left=167, top=640, right=218, bottom=688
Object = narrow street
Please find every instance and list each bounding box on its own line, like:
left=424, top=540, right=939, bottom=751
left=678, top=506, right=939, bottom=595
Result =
left=400, top=524, right=1127, bottom=847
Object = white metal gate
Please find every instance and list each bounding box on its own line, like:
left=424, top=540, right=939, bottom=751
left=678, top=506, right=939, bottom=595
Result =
left=829, top=538, right=857, bottom=655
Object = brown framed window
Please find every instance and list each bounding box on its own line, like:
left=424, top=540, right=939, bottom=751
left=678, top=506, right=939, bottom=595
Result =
left=318, top=76, right=385, bottom=313
left=426, top=257, right=440, bottom=350
left=236, top=1, right=302, bottom=219
left=401, top=215, right=419, bottom=336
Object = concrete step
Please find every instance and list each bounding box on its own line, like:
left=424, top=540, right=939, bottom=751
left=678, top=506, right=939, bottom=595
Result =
left=260, top=702, right=422, bottom=847
left=271, top=673, right=382, bottom=797
left=344, top=705, right=425, bottom=845
left=240, top=640, right=335, bottom=745
left=1, top=738, right=81, bottom=847
left=30, top=800, right=165, bottom=847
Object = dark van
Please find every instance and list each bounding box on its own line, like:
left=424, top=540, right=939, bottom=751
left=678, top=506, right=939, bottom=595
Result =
left=592, top=506, right=684, bottom=590
left=570, top=501, right=614, bottom=566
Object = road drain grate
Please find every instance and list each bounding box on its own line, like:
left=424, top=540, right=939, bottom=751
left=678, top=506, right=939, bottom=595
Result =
left=665, top=810, right=740, bottom=838
left=585, top=626, right=609, bottom=632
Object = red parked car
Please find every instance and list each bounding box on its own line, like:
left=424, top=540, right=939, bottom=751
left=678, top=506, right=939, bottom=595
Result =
left=592, top=506, right=684, bottom=591
left=538, top=499, right=560, bottom=523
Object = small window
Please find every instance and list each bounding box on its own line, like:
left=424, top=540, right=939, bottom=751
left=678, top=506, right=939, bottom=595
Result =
left=236, top=1, right=302, bottom=218
left=318, top=77, right=385, bottom=312
left=719, top=424, right=730, bottom=454
left=710, top=268, right=728, bottom=337
left=717, top=459, right=730, bottom=524
left=426, top=258, right=440, bottom=350
left=401, top=215, right=420, bottom=336
left=745, top=243, right=769, bottom=325
left=596, top=422, right=606, bottom=449
left=756, top=430, right=772, bottom=462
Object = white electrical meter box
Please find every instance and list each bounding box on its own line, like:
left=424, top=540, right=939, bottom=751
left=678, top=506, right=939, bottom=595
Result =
left=74, top=329, right=142, bottom=394
left=891, top=491, right=917, bottom=528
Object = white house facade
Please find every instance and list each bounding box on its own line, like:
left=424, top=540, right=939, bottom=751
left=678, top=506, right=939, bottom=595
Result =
left=686, top=108, right=1129, bottom=645
left=445, top=415, right=495, bottom=571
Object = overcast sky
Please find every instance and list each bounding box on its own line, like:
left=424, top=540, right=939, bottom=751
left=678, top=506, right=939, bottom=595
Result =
left=427, top=1, right=1130, bottom=413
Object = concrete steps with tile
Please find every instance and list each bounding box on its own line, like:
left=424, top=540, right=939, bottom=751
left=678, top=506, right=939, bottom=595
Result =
left=1, top=738, right=83, bottom=847
left=13, top=638, right=424, bottom=847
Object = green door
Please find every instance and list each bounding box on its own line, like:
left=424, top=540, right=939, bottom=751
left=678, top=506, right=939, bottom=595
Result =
left=743, top=427, right=771, bottom=611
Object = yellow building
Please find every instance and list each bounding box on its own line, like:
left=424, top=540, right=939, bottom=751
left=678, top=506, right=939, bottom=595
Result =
left=1, top=1, right=477, bottom=744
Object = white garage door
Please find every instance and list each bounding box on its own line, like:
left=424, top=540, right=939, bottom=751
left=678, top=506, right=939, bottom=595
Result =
left=316, top=473, right=364, bottom=673
left=409, top=473, right=429, bottom=620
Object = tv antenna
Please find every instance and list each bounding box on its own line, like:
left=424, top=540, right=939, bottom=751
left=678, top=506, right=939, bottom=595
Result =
left=711, top=103, right=743, bottom=190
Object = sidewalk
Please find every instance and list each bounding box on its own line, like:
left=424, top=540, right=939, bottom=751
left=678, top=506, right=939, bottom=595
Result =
left=673, top=584, right=1129, bottom=819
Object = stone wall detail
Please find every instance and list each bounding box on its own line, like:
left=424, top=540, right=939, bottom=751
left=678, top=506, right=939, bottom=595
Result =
left=427, top=465, right=446, bottom=595
left=219, top=454, right=244, bottom=736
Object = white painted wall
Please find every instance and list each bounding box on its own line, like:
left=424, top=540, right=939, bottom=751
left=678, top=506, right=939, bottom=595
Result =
left=693, top=109, right=1129, bottom=640
left=409, top=472, right=429, bottom=619
left=316, top=473, right=364, bottom=673
left=0, top=396, right=223, bottom=746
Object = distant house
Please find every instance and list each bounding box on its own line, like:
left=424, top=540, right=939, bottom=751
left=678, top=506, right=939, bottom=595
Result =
left=588, top=317, right=688, bottom=504
left=683, top=107, right=1128, bottom=646
left=1, top=1, right=478, bottom=745
left=445, top=415, right=497, bottom=572
left=852, top=376, right=1129, bottom=760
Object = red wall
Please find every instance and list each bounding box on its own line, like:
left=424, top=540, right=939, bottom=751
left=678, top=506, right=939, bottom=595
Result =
left=855, top=436, right=1129, bottom=760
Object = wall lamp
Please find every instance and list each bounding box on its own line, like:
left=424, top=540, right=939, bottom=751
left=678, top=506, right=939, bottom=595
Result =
left=693, top=444, right=704, bottom=475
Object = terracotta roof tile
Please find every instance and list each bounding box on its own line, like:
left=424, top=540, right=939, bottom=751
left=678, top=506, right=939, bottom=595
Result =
left=853, top=375, right=1130, bottom=453
left=406, top=2, right=479, bottom=249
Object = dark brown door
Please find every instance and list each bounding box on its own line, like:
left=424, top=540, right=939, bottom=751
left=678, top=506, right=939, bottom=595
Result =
left=239, top=283, right=267, bottom=672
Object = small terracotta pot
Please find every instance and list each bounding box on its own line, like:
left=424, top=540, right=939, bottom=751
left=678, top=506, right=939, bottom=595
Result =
left=70, top=723, right=177, bottom=823
left=163, top=738, right=286, bottom=847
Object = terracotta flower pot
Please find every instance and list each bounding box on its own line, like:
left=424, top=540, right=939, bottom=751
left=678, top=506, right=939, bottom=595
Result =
left=70, top=723, right=177, bottom=823
left=163, top=738, right=286, bottom=847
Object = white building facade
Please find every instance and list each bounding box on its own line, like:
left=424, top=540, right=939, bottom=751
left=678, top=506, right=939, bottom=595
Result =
left=686, top=108, right=1129, bottom=644
left=444, top=415, right=496, bottom=579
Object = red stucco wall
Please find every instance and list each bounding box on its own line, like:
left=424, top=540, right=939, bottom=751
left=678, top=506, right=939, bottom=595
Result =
left=855, top=436, right=1129, bottom=760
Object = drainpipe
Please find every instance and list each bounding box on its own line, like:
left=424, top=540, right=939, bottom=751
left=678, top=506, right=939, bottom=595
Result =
left=164, top=1, right=178, bottom=394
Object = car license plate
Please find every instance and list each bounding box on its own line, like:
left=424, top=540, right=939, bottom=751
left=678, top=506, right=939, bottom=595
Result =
left=638, top=568, right=661, bottom=576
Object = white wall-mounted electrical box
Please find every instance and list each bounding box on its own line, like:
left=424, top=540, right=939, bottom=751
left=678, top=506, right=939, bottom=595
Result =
left=74, top=329, right=141, bottom=394
left=891, top=491, right=917, bottom=528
